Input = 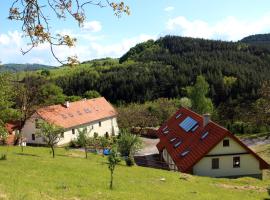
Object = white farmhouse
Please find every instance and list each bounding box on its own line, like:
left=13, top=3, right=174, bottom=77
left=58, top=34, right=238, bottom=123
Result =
left=21, top=97, right=119, bottom=146
left=156, top=107, right=269, bottom=179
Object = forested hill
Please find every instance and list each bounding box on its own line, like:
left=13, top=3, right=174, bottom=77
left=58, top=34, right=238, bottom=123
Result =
left=0, top=63, right=54, bottom=72
left=53, top=36, right=270, bottom=106
left=241, top=33, right=270, bottom=49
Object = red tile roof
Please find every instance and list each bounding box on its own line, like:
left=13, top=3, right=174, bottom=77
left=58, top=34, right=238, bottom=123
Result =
left=5, top=121, right=21, bottom=134
left=36, top=97, right=117, bottom=129
left=156, top=107, right=269, bottom=173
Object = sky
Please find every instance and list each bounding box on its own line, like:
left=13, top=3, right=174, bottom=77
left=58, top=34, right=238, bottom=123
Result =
left=1, top=0, right=270, bottom=66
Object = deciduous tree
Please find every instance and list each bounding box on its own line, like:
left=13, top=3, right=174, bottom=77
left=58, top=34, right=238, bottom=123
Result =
left=188, top=75, right=214, bottom=114
left=108, top=146, right=120, bottom=190
left=36, top=120, right=64, bottom=158
left=9, top=0, right=130, bottom=65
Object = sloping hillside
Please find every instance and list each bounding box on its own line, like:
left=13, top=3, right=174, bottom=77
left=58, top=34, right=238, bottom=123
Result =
left=0, top=146, right=268, bottom=200
left=0, top=63, right=55, bottom=72
left=241, top=33, right=270, bottom=49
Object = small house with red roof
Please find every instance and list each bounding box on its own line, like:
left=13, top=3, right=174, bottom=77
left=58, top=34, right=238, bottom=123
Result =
left=156, top=107, right=269, bottom=179
left=21, top=97, right=119, bottom=145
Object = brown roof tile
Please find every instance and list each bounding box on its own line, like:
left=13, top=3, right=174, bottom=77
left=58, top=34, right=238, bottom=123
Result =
left=36, top=97, right=117, bottom=129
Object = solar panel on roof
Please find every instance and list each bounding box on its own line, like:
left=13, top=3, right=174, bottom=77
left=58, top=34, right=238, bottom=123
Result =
left=174, top=140, right=182, bottom=148
left=175, top=113, right=182, bottom=119
left=179, top=117, right=198, bottom=132
left=200, top=131, right=209, bottom=140
left=191, top=124, right=199, bottom=132
left=180, top=150, right=190, bottom=157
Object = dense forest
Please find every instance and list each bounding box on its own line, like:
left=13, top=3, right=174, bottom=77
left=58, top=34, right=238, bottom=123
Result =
left=1, top=35, right=270, bottom=134
left=55, top=36, right=270, bottom=105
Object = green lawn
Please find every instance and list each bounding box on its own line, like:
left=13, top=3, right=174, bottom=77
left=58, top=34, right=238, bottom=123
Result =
left=0, top=146, right=269, bottom=200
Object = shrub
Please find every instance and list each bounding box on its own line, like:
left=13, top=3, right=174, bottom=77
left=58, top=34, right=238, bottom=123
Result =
left=125, top=156, right=135, bottom=166
left=0, top=154, right=7, bottom=160
left=69, top=140, right=78, bottom=148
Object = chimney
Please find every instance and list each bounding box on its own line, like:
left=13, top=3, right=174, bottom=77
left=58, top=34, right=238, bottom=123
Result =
left=203, top=113, right=211, bottom=127
left=64, top=101, right=70, bottom=108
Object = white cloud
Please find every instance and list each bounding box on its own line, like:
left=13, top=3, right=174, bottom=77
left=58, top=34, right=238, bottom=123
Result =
left=0, top=30, right=156, bottom=66
left=0, top=31, right=22, bottom=46
left=82, top=21, right=102, bottom=32
left=164, top=6, right=174, bottom=12
left=166, top=14, right=270, bottom=41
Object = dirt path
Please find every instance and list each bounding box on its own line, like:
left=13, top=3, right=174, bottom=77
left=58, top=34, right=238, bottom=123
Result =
left=135, top=137, right=159, bottom=156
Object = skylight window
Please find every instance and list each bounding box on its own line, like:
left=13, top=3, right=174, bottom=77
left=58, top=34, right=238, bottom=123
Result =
left=200, top=131, right=209, bottom=140
left=175, top=113, right=182, bottom=119
left=191, top=124, right=199, bottom=132
left=170, top=138, right=177, bottom=143
left=174, top=140, right=182, bottom=148
left=61, top=114, right=67, bottom=119
left=179, top=117, right=198, bottom=132
left=162, top=126, right=168, bottom=132
left=84, top=108, right=91, bottom=113
left=180, top=150, right=190, bottom=157
left=163, top=130, right=169, bottom=135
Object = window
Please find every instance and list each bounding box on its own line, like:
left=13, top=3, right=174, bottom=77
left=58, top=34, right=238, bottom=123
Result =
left=99, top=121, right=102, bottom=127
left=175, top=113, right=182, bottom=119
left=32, top=134, right=35, bottom=141
left=170, top=137, right=177, bottom=143
left=72, top=129, right=75, bottom=135
left=212, top=158, right=219, bottom=169
left=35, top=119, right=40, bottom=129
left=233, top=157, right=240, bottom=168
left=200, top=132, right=209, bottom=140
left=174, top=140, right=182, bottom=148
left=223, top=139, right=230, bottom=147
left=180, top=150, right=190, bottom=157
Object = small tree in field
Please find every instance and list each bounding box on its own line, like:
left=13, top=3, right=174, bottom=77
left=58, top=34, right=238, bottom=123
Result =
left=0, top=125, right=8, bottom=160
left=0, top=126, right=8, bottom=145
left=108, top=146, right=120, bottom=190
left=76, top=127, right=92, bottom=159
left=36, top=121, right=64, bottom=158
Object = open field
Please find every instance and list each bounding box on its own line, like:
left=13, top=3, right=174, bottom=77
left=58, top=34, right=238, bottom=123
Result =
left=0, top=146, right=269, bottom=200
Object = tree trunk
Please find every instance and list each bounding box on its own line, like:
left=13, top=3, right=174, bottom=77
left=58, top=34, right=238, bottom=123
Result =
left=85, top=147, right=88, bottom=159
left=20, top=138, right=24, bottom=153
left=51, top=146, right=55, bottom=158
left=110, top=170, right=113, bottom=190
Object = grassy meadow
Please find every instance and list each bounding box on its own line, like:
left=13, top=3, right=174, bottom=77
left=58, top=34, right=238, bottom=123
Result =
left=0, top=146, right=269, bottom=200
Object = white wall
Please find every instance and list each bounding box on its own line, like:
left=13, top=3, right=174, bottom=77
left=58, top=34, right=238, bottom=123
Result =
left=22, top=114, right=119, bottom=146
left=193, top=137, right=261, bottom=177
left=162, top=149, right=178, bottom=171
